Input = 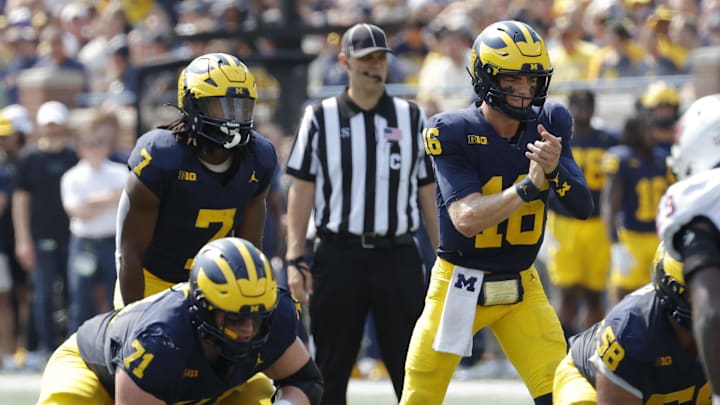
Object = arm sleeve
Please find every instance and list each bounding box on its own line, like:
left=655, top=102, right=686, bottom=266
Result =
left=253, top=137, right=279, bottom=197
left=414, top=106, right=435, bottom=186
left=113, top=328, right=184, bottom=401
left=258, top=292, right=301, bottom=369
left=546, top=107, right=594, bottom=219
left=128, top=132, right=175, bottom=198
left=588, top=312, right=648, bottom=399
left=548, top=154, right=594, bottom=219
left=14, top=151, right=31, bottom=192
left=657, top=171, right=720, bottom=259
left=60, top=171, right=82, bottom=211
left=430, top=115, right=481, bottom=205
left=286, top=104, right=319, bottom=181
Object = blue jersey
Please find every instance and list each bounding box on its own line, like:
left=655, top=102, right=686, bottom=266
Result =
left=549, top=127, right=618, bottom=218
left=128, top=130, right=277, bottom=282
left=76, top=286, right=299, bottom=403
left=602, top=145, right=671, bottom=232
left=570, top=286, right=710, bottom=403
left=429, top=101, right=591, bottom=272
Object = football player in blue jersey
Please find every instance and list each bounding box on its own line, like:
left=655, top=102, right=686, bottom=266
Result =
left=400, top=21, right=593, bottom=405
left=553, top=244, right=711, bottom=405
left=601, top=114, right=672, bottom=306
left=637, top=80, right=680, bottom=155
left=657, top=94, right=720, bottom=404
left=37, top=237, right=323, bottom=405
left=546, top=89, right=618, bottom=339
left=116, top=53, right=278, bottom=306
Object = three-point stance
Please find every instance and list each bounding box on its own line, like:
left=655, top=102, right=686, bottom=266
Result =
left=38, top=237, right=323, bottom=404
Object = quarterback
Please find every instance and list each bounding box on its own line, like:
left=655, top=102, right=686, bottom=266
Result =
left=401, top=21, right=593, bottom=405
left=656, top=94, right=720, bottom=404
left=116, top=53, right=277, bottom=306
left=38, top=238, right=323, bottom=404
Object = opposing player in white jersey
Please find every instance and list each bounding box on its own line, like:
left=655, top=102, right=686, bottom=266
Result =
left=656, top=93, right=720, bottom=404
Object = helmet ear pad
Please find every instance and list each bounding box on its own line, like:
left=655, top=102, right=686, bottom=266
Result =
left=653, top=246, right=693, bottom=333
left=656, top=274, right=693, bottom=332
left=472, top=61, right=494, bottom=103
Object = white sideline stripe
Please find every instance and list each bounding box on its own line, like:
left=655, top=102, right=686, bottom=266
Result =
left=0, top=373, right=531, bottom=399
left=348, top=378, right=530, bottom=397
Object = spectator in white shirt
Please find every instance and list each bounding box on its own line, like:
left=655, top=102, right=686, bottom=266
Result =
left=60, top=113, right=128, bottom=332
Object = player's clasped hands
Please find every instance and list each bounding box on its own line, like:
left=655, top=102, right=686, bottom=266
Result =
left=526, top=124, right=562, bottom=175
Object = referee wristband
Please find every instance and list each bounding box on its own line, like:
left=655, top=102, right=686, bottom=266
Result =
left=287, top=256, right=308, bottom=269
left=287, top=256, right=310, bottom=286
left=515, top=177, right=541, bottom=202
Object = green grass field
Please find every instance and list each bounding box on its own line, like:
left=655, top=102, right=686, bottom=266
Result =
left=0, top=374, right=532, bottom=405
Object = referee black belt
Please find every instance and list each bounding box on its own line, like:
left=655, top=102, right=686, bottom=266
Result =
left=318, top=230, right=414, bottom=249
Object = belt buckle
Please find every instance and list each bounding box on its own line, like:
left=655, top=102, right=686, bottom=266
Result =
left=360, top=233, right=376, bottom=249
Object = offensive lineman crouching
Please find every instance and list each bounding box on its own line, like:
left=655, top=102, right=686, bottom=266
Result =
left=37, top=237, right=323, bottom=405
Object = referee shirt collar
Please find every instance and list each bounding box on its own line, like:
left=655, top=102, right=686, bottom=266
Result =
left=338, top=87, right=394, bottom=119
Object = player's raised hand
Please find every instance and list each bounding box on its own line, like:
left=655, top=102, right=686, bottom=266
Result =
left=526, top=124, right=561, bottom=174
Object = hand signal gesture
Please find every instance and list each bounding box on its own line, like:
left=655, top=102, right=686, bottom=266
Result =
left=525, top=124, right=561, bottom=175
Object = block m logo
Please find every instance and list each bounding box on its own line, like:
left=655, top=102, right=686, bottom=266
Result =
left=454, top=273, right=478, bottom=292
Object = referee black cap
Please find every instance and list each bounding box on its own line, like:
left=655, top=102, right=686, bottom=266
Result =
left=341, top=23, right=392, bottom=58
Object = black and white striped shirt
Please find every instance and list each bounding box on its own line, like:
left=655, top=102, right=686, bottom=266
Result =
left=286, top=90, right=434, bottom=237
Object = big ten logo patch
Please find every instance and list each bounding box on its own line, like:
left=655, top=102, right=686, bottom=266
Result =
left=467, top=135, right=488, bottom=145
left=178, top=171, right=197, bottom=181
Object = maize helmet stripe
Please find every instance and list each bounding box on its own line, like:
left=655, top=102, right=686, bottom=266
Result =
left=235, top=240, right=276, bottom=312
left=180, top=53, right=258, bottom=107
left=641, top=81, right=680, bottom=108
left=193, top=238, right=275, bottom=312
left=471, top=20, right=552, bottom=121
left=188, top=237, right=278, bottom=362
left=482, top=21, right=544, bottom=57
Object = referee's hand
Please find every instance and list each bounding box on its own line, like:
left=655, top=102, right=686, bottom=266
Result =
left=288, top=259, right=313, bottom=306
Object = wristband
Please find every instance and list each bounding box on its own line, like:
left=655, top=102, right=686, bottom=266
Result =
left=287, top=256, right=307, bottom=268
left=545, top=166, right=559, bottom=180
left=287, top=256, right=310, bottom=285
left=515, top=177, right=541, bottom=202
left=545, top=166, right=560, bottom=191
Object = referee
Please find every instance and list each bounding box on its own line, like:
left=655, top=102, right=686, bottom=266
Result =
left=285, top=23, right=438, bottom=405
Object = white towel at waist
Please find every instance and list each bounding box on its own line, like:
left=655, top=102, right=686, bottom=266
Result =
left=432, top=265, right=484, bottom=356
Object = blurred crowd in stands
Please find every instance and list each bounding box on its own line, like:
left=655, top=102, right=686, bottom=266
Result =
left=0, top=0, right=711, bottom=379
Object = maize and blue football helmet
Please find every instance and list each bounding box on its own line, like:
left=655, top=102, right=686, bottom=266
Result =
left=188, top=237, right=277, bottom=363
left=640, top=80, right=680, bottom=128
left=641, top=80, right=680, bottom=110
left=470, top=20, right=553, bottom=121
left=652, top=243, right=692, bottom=332
left=178, top=53, right=257, bottom=149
